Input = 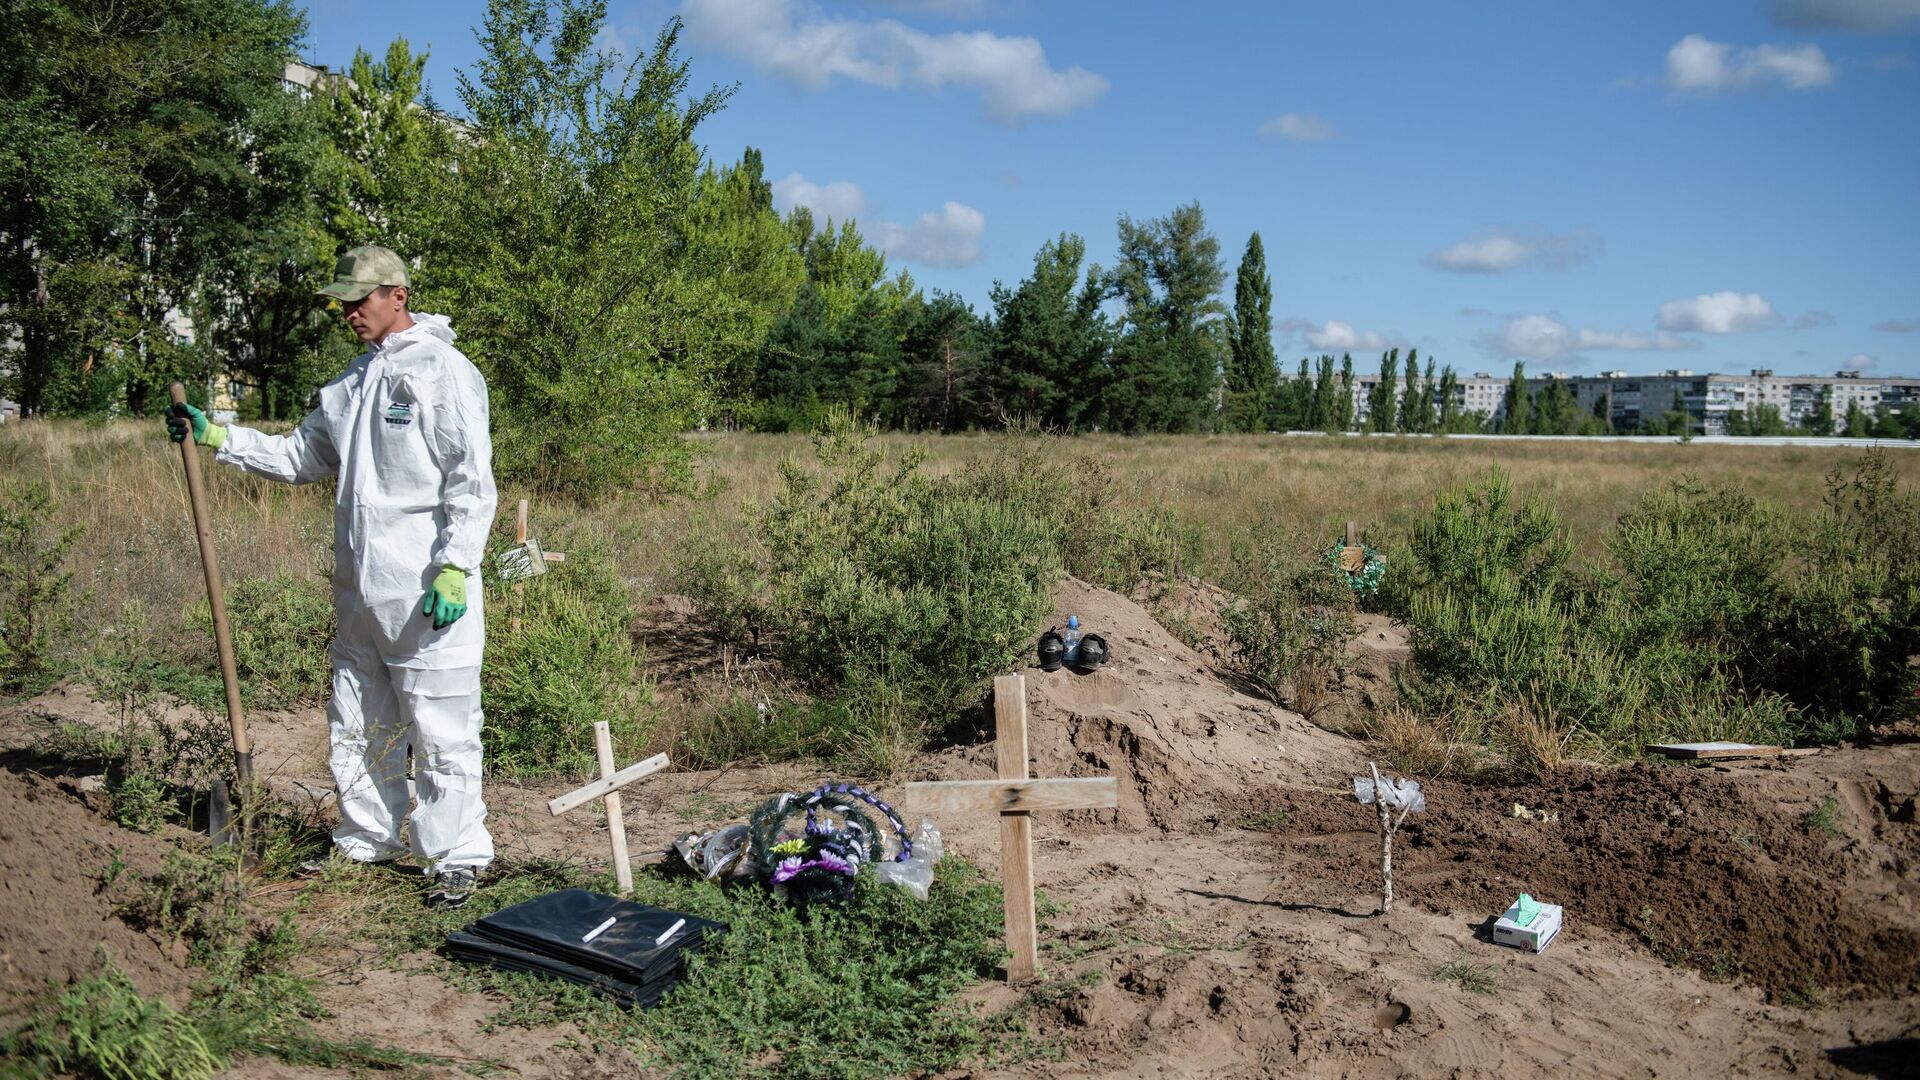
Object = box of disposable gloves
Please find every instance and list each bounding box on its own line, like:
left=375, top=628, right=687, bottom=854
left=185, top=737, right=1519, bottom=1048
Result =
left=1492, top=894, right=1563, bottom=953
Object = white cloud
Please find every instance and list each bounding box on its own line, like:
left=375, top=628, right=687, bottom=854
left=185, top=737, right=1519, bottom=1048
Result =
left=1769, top=0, right=1920, bottom=33
left=877, top=200, right=986, bottom=267
left=1257, top=112, right=1334, bottom=142
left=682, top=0, right=1108, bottom=124
left=772, top=173, right=985, bottom=267
left=1424, top=228, right=1602, bottom=274
left=867, top=0, right=995, bottom=15
left=1656, top=291, right=1781, bottom=334
left=1476, top=314, right=1698, bottom=362
left=1282, top=319, right=1399, bottom=352
left=1665, top=34, right=1835, bottom=92
left=1847, top=352, right=1878, bottom=369
left=771, top=172, right=868, bottom=226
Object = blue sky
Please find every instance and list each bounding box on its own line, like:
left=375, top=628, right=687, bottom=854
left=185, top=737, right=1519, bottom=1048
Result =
left=304, top=0, right=1920, bottom=377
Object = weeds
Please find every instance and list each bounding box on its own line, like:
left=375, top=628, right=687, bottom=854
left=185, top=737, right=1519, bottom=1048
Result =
left=1778, top=978, right=1832, bottom=1010
left=1434, top=955, right=1497, bottom=994
left=305, top=849, right=1022, bottom=1080
left=1802, top=794, right=1843, bottom=837
left=1220, top=531, right=1356, bottom=715
left=484, top=528, right=656, bottom=777
left=192, top=570, right=334, bottom=707
left=2, top=964, right=223, bottom=1080
left=0, top=480, right=85, bottom=694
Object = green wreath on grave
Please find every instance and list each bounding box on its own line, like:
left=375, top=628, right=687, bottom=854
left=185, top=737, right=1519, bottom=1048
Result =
left=1326, top=540, right=1387, bottom=597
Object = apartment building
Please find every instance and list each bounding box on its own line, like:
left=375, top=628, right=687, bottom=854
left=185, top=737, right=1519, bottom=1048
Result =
left=1285, top=366, right=1918, bottom=434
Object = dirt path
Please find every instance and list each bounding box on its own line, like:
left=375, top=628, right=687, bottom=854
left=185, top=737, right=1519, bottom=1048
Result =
left=2, top=577, right=1915, bottom=1077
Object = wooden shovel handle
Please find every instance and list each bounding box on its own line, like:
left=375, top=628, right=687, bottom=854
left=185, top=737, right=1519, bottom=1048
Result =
left=169, top=383, right=253, bottom=786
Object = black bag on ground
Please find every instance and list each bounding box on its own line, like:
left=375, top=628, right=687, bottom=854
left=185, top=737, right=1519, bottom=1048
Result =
left=445, top=888, right=726, bottom=1005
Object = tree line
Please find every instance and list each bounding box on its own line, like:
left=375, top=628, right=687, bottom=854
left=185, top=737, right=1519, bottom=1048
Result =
left=4, top=0, right=1911, bottom=497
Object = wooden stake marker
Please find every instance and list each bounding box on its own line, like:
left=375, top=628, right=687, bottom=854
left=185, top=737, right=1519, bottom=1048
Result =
left=905, top=674, right=1117, bottom=984
left=1340, top=519, right=1367, bottom=574
left=547, top=722, right=668, bottom=894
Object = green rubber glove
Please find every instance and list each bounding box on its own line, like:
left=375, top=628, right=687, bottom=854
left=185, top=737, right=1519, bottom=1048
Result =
left=422, top=566, right=468, bottom=629
left=1514, top=893, right=1542, bottom=927
left=165, top=402, right=227, bottom=449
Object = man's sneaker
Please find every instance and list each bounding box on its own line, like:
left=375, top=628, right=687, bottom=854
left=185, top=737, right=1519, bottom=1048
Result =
left=428, top=868, right=477, bottom=909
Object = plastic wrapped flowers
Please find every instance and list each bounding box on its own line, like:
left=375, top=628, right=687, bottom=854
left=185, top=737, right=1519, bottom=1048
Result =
left=672, top=782, right=940, bottom=909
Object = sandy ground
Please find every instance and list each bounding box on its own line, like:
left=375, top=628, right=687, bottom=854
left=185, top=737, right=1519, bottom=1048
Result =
left=2, top=577, right=1916, bottom=1078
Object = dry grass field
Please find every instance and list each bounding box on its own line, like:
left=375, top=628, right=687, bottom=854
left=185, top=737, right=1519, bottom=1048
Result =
left=4, top=420, right=1915, bottom=665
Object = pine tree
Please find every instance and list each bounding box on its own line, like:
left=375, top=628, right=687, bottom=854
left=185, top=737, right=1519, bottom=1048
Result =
left=989, top=233, right=1110, bottom=430
left=1105, top=202, right=1227, bottom=432
left=1396, top=349, right=1424, bottom=433
left=1369, top=349, right=1400, bottom=433
left=1312, top=355, right=1339, bottom=432
left=1226, top=232, right=1278, bottom=432
left=1416, top=357, right=1438, bottom=432
left=1503, top=361, right=1530, bottom=434
left=1338, top=353, right=1356, bottom=431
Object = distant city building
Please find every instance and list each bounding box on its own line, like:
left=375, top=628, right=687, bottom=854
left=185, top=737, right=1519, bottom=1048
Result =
left=1288, top=366, right=1919, bottom=434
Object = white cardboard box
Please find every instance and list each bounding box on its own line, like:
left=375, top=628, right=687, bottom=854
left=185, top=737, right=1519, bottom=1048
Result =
left=1493, top=900, right=1563, bottom=953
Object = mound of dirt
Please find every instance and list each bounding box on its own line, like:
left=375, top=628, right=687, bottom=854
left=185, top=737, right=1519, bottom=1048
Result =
left=1268, top=760, right=1920, bottom=1000
left=0, top=765, right=194, bottom=1017
left=917, top=576, right=1360, bottom=832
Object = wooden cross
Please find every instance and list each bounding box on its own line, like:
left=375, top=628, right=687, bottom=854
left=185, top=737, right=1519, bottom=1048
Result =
left=507, top=498, right=566, bottom=632
left=1339, top=519, right=1367, bottom=574
left=546, top=720, right=669, bottom=894
left=905, top=673, right=1117, bottom=984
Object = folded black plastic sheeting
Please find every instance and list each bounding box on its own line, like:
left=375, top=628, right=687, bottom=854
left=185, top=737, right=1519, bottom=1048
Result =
left=444, top=931, right=670, bottom=1009
left=448, top=889, right=727, bottom=999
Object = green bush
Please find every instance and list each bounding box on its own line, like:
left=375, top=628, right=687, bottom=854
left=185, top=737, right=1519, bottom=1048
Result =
left=681, top=412, right=1063, bottom=772
left=761, top=415, right=1058, bottom=751
left=0, top=480, right=84, bottom=694
left=948, top=431, right=1202, bottom=592
left=1, top=965, right=222, bottom=1080
left=483, top=531, right=655, bottom=777
left=1387, top=460, right=1919, bottom=768
left=1220, top=534, right=1356, bottom=716
left=191, top=571, right=334, bottom=708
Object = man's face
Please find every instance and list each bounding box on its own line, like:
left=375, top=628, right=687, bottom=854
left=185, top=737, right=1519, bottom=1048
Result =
left=341, top=285, right=408, bottom=343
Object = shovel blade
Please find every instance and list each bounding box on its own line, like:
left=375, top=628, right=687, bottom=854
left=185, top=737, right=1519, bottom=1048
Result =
left=208, top=778, right=234, bottom=847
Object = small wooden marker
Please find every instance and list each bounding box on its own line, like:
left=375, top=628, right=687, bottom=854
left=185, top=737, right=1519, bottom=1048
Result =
left=547, top=722, right=669, bottom=894
left=508, top=498, right=567, bottom=632
left=1340, top=520, right=1367, bottom=574
left=906, top=674, right=1118, bottom=984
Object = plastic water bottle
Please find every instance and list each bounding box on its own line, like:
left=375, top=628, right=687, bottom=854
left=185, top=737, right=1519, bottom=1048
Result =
left=1063, top=616, right=1082, bottom=666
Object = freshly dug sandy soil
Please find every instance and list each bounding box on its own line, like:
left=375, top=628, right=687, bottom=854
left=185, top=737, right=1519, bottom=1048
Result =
left=2, top=575, right=1915, bottom=1077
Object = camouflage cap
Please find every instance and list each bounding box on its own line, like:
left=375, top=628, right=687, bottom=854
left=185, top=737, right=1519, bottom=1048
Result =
left=317, top=245, right=410, bottom=302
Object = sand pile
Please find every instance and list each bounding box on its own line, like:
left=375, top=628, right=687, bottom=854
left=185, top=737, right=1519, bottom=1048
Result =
left=920, top=576, right=1361, bottom=832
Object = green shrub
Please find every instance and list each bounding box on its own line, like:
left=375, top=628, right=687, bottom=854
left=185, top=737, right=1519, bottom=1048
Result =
left=1764, top=453, right=1920, bottom=736
left=109, top=772, right=173, bottom=835
left=679, top=413, right=1060, bottom=771
left=1386, top=461, right=1919, bottom=769
left=948, top=431, right=1202, bottom=592
left=1, top=965, right=223, bottom=1080
left=754, top=413, right=1060, bottom=759
left=191, top=571, right=334, bottom=708
left=0, top=480, right=84, bottom=694
left=483, top=531, right=655, bottom=777
left=1220, top=534, right=1356, bottom=716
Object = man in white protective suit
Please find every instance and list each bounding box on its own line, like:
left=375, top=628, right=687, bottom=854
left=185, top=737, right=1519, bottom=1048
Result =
left=166, top=245, right=498, bottom=908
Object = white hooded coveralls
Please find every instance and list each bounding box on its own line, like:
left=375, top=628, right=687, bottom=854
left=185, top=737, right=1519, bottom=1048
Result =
left=216, top=314, right=498, bottom=871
